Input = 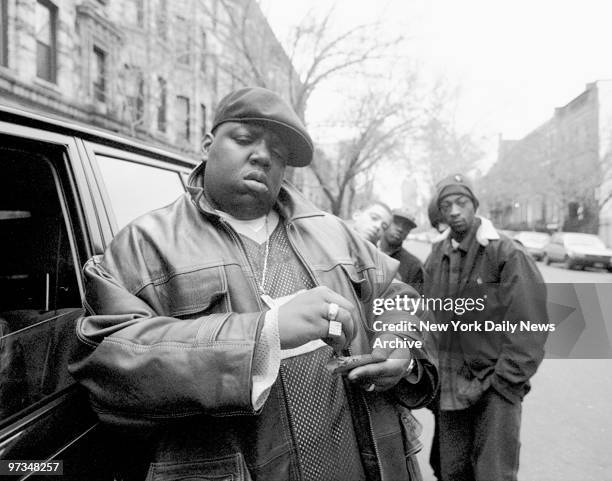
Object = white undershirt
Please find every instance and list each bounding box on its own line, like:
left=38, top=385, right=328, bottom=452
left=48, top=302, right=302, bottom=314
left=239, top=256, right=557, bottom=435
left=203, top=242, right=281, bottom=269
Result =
left=215, top=208, right=286, bottom=409
left=216, top=209, right=279, bottom=244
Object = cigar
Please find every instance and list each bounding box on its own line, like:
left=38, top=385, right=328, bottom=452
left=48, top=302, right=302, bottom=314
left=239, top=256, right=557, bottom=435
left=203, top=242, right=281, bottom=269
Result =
left=326, top=353, right=385, bottom=375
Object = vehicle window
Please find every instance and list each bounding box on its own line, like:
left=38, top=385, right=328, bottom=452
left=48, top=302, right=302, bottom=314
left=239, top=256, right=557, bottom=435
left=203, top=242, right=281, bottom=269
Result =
left=0, top=147, right=81, bottom=422
left=517, top=232, right=550, bottom=245
left=96, top=155, right=185, bottom=230
left=564, top=233, right=606, bottom=249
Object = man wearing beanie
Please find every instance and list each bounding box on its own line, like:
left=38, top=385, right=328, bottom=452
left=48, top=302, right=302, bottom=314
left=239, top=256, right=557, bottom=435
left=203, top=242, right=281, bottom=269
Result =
left=69, top=87, right=437, bottom=481
left=423, top=173, right=548, bottom=481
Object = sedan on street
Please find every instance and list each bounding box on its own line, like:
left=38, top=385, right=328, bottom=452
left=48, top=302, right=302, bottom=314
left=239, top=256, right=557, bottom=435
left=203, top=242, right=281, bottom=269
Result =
left=543, top=232, right=612, bottom=271
left=514, top=231, right=551, bottom=261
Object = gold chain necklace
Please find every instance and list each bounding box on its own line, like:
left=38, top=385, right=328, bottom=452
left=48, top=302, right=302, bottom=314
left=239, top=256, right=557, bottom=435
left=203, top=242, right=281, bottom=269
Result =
left=258, top=215, right=276, bottom=309
left=260, top=214, right=270, bottom=294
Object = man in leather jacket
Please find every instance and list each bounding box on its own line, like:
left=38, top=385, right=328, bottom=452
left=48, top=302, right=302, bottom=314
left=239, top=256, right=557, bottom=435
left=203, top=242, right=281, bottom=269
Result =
left=69, top=87, right=438, bottom=481
left=424, top=174, right=547, bottom=481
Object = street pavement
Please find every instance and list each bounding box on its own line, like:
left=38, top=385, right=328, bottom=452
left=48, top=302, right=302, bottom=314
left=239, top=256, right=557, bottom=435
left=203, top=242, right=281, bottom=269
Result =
left=404, top=240, right=612, bottom=481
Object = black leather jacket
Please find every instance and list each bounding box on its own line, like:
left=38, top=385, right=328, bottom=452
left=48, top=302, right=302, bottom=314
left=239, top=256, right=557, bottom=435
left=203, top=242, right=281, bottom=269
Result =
left=69, top=163, right=438, bottom=480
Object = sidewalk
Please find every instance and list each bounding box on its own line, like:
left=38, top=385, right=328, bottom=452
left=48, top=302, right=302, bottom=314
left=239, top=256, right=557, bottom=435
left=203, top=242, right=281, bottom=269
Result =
left=413, top=359, right=612, bottom=481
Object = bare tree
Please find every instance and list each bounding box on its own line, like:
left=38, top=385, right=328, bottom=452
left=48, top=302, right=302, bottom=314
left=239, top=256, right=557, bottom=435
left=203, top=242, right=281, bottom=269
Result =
left=420, top=81, right=484, bottom=188
left=310, top=88, right=419, bottom=216
left=283, top=6, right=404, bottom=121
left=212, top=0, right=404, bottom=120
left=202, top=0, right=412, bottom=196
left=210, top=0, right=293, bottom=94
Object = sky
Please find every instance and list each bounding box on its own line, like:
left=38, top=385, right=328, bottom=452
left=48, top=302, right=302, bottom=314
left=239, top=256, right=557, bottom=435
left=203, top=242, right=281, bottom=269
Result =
left=258, top=0, right=612, bottom=206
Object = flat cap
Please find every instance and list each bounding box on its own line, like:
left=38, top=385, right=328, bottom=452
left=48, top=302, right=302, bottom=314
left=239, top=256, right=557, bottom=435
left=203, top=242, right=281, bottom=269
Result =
left=212, top=87, right=313, bottom=167
left=392, top=209, right=417, bottom=229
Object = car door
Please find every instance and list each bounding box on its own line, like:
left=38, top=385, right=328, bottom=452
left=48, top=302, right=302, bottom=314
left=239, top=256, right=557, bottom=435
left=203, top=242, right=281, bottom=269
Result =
left=0, top=130, right=115, bottom=481
left=548, top=234, right=564, bottom=262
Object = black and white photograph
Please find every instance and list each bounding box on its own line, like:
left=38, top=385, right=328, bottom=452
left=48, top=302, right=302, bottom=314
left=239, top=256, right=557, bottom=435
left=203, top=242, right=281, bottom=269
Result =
left=0, top=1, right=611, bottom=480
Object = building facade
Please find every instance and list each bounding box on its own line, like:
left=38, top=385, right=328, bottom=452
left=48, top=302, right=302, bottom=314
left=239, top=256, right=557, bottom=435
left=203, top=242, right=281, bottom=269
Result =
left=0, top=0, right=298, bottom=159
left=484, top=80, right=612, bottom=244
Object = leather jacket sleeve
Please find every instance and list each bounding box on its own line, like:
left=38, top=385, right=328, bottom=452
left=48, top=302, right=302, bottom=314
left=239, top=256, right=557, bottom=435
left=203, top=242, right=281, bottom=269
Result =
left=364, top=248, right=439, bottom=409
left=492, top=246, right=548, bottom=402
left=69, top=256, right=265, bottom=426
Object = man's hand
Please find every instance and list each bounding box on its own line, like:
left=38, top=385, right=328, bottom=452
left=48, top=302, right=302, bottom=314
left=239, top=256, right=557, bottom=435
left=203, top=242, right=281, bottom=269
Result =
left=347, top=333, right=413, bottom=392
left=277, top=286, right=357, bottom=353
left=353, top=223, right=379, bottom=244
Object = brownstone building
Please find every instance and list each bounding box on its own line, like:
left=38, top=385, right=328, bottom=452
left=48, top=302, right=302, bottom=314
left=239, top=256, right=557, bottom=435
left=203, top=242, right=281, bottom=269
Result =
left=0, top=0, right=298, bottom=159
left=483, top=80, right=612, bottom=244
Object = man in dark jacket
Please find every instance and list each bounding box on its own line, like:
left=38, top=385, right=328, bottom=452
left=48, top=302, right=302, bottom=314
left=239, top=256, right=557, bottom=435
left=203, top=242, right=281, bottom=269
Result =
left=423, top=174, right=547, bottom=481
left=69, top=87, right=437, bottom=481
left=380, top=209, right=424, bottom=291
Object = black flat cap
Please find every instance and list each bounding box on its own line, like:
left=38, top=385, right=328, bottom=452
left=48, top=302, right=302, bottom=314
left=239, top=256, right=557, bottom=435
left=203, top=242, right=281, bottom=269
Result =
left=212, top=87, right=314, bottom=167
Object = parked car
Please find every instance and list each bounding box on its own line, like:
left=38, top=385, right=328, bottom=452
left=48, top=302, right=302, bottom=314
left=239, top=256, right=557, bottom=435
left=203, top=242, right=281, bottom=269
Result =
left=543, top=232, right=612, bottom=271
left=0, top=104, right=197, bottom=479
left=513, top=231, right=551, bottom=261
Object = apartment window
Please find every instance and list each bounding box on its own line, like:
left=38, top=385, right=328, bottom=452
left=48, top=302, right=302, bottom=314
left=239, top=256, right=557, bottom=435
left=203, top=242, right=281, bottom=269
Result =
left=1, top=0, right=7, bottom=67
left=175, top=96, right=190, bottom=141
left=136, top=0, right=144, bottom=27
left=176, top=16, right=190, bottom=65
left=212, top=0, right=218, bottom=30
left=156, top=0, right=167, bottom=40
left=35, top=0, right=57, bottom=82
left=136, top=74, right=144, bottom=119
left=125, top=66, right=144, bottom=121
left=200, top=103, right=207, bottom=141
left=200, top=30, right=207, bottom=74
left=157, top=77, right=167, bottom=132
left=92, top=46, right=106, bottom=102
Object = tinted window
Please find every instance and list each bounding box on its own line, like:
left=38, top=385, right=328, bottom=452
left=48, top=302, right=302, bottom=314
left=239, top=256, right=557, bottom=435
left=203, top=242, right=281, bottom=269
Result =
left=0, top=146, right=81, bottom=422
left=96, top=155, right=185, bottom=230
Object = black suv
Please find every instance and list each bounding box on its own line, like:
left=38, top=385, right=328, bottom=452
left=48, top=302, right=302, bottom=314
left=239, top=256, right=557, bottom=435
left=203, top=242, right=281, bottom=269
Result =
left=0, top=105, right=197, bottom=480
